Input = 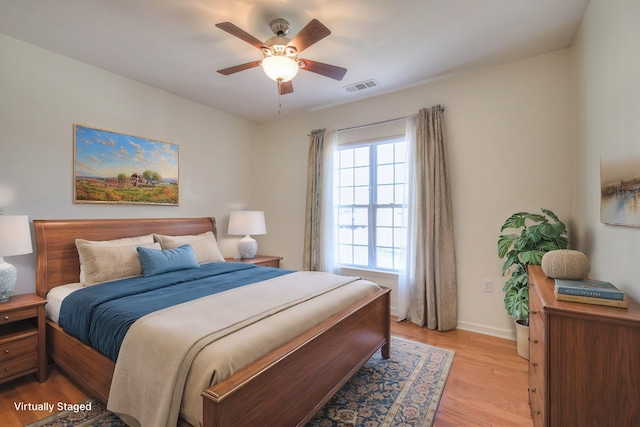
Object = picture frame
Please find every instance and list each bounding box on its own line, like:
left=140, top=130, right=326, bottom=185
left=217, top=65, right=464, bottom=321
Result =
left=74, top=124, right=179, bottom=205
left=600, top=157, right=640, bottom=227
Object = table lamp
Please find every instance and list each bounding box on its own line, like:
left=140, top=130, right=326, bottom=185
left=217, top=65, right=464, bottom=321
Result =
left=228, top=211, right=266, bottom=259
left=0, top=215, right=33, bottom=302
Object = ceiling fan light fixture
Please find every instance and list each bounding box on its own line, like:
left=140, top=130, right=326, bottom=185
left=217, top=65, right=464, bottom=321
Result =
left=216, top=18, right=346, bottom=94
left=261, top=55, right=299, bottom=82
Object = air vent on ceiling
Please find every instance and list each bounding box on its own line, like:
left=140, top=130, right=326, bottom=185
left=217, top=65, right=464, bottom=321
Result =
left=344, top=79, right=379, bottom=93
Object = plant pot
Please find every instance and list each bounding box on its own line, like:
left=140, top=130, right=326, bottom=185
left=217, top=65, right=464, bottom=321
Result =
left=515, top=319, right=529, bottom=360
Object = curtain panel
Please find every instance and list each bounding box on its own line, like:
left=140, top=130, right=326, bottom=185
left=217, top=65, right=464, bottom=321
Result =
left=403, top=106, right=458, bottom=330
left=303, top=129, right=326, bottom=271
left=303, top=129, right=338, bottom=273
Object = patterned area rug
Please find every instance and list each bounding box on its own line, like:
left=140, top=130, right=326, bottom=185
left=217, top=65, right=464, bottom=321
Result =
left=308, top=337, right=454, bottom=426
left=27, top=337, right=454, bottom=427
left=25, top=401, right=121, bottom=427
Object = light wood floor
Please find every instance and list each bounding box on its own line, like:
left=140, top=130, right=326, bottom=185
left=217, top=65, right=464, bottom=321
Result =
left=0, top=321, right=533, bottom=427
left=391, top=321, right=533, bottom=427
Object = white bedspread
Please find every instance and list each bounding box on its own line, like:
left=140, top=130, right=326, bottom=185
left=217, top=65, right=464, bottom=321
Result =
left=106, top=271, right=380, bottom=427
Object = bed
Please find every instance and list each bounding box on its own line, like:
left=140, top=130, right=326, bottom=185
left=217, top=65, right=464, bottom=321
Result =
left=34, top=217, right=391, bottom=427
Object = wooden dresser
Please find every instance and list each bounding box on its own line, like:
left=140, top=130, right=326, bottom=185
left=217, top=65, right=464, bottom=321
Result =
left=527, top=265, right=640, bottom=427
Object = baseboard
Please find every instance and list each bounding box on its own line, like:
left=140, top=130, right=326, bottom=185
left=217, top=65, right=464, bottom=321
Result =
left=456, top=320, right=515, bottom=341
left=391, top=308, right=516, bottom=341
left=390, top=305, right=398, bottom=318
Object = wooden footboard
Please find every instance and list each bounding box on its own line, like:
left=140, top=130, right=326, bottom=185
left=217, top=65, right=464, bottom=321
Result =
left=202, top=287, right=391, bottom=427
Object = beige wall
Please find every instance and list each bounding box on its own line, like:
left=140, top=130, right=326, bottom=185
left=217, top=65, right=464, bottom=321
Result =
left=572, top=0, right=640, bottom=302
left=252, top=49, right=575, bottom=339
left=0, top=34, right=258, bottom=296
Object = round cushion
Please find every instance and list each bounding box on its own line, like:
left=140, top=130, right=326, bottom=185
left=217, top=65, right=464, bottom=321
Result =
left=541, top=250, right=590, bottom=280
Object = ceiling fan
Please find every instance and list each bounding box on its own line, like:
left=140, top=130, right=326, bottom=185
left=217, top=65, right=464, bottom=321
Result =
left=216, top=18, right=347, bottom=95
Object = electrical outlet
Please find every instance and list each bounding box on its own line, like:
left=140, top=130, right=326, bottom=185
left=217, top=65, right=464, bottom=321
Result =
left=482, top=279, right=493, bottom=293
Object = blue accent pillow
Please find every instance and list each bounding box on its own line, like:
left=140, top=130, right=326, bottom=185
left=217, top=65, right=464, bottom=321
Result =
left=137, top=244, right=199, bottom=277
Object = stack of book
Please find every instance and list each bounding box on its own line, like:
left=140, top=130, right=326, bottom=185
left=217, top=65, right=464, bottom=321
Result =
left=554, top=278, right=628, bottom=308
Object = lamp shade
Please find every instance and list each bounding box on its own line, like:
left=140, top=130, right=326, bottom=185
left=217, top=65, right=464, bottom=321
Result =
left=228, top=211, right=267, bottom=236
left=261, top=56, right=299, bottom=82
left=0, top=215, right=32, bottom=256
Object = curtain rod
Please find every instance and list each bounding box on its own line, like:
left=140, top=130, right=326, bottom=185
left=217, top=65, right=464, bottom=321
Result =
left=308, top=106, right=445, bottom=136
left=337, top=116, right=407, bottom=133
left=337, top=106, right=445, bottom=133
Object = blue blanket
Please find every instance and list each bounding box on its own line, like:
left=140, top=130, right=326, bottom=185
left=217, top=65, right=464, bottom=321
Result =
left=58, top=262, right=293, bottom=361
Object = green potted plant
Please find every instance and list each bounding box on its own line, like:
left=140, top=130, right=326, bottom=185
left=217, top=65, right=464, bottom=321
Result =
left=498, top=208, right=568, bottom=359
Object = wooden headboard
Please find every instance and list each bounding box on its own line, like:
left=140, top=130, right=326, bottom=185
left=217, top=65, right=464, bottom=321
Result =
left=33, top=217, right=217, bottom=298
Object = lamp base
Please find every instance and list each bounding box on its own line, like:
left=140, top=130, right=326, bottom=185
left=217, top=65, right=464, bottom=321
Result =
left=0, top=257, right=17, bottom=303
left=237, top=235, right=258, bottom=259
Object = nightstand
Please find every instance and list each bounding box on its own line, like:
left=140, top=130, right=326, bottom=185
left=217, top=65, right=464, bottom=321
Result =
left=0, top=294, right=47, bottom=384
left=225, top=255, right=282, bottom=268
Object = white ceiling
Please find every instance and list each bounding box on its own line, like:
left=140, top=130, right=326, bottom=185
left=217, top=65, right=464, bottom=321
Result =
left=0, top=0, right=589, bottom=123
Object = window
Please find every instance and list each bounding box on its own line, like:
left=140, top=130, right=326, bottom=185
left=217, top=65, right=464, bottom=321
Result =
left=334, top=137, right=407, bottom=272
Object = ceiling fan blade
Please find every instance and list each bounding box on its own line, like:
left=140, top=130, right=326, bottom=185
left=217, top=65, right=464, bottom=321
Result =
left=288, top=19, right=331, bottom=53
left=216, top=22, right=265, bottom=49
left=299, top=59, right=347, bottom=81
left=217, top=60, right=262, bottom=75
left=278, top=80, right=294, bottom=95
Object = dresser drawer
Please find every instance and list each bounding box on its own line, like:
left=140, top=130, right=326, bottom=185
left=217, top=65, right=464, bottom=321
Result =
left=529, top=282, right=543, bottom=314
left=530, top=394, right=545, bottom=427
left=529, top=310, right=544, bottom=343
left=0, top=307, right=37, bottom=325
left=257, top=259, right=280, bottom=268
left=529, top=341, right=545, bottom=376
left=529, top=343, right=545, bottom=427
left=529, top=305, right=544, bottom=330
left=0, top=352, right=37, bottom=380
left=0, top=334, right=37, bottom=363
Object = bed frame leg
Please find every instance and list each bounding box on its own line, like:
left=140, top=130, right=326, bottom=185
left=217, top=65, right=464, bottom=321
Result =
left=381, top=287, right=391, bottom=359
left=382, top=340, right=391, bottom=359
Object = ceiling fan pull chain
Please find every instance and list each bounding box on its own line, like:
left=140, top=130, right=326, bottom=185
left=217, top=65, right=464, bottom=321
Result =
left=277, top=81, right=283, bottom=116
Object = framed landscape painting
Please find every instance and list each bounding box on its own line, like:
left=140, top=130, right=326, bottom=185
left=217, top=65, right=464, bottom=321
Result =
left=74, top=124, right=179, bottom=205
left=601, top=156, right=640, bottom=227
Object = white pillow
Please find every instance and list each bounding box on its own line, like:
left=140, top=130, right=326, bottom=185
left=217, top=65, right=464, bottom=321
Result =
left=75, top=234, right=155, bottom=285
left=76, top=241, right=161, bottom=286
left=154, top=231, right=225, bottom=265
